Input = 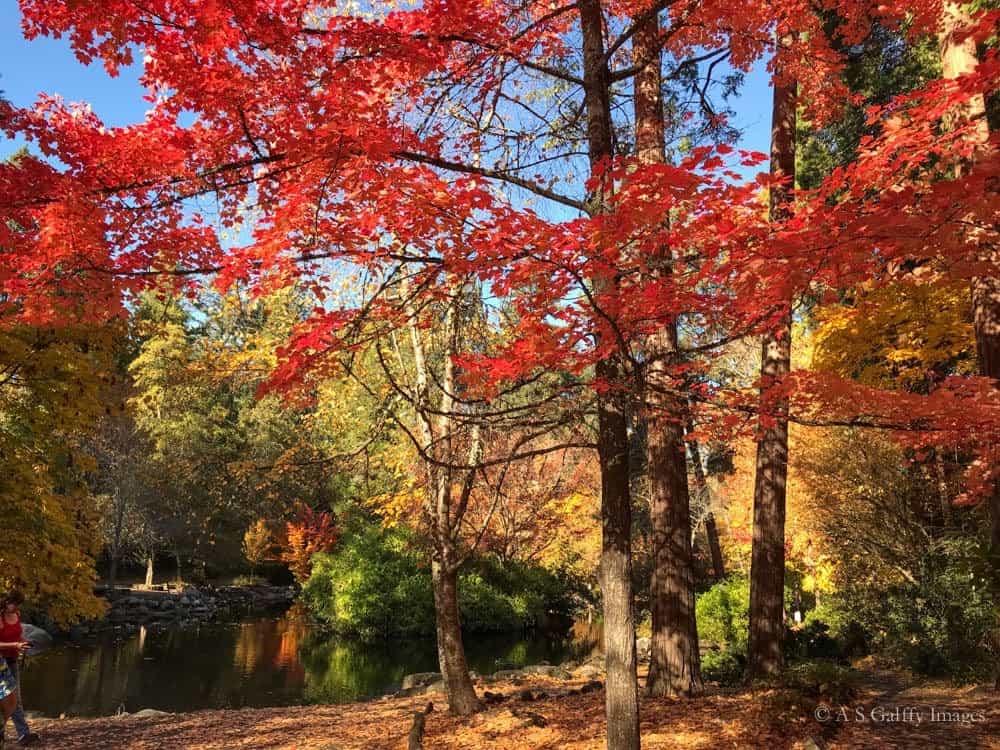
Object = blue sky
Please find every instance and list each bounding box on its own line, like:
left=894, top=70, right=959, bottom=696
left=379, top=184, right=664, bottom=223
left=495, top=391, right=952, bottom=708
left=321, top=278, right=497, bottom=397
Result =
left=0, top=0, right=774, bottom=168
left=1, top=0, right=147, bottom=156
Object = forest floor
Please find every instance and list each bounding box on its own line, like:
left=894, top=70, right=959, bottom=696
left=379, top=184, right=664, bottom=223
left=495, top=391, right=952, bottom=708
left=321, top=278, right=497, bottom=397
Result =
left=28, top=668, right=999, bottom=750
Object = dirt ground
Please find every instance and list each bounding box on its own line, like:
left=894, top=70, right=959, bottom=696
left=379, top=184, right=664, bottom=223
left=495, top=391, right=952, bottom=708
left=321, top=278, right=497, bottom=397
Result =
left=27, top=671, right=1000, bottom=749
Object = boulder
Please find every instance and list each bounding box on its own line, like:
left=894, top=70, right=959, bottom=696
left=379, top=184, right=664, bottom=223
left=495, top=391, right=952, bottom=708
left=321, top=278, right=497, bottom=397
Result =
left=492, top=669, right=526, bottom=681
left=401, top=672, right=442, bottom=691
left=578, top=680, right=603, bottom=694
left=522, top=664, right=570, bottom=679
left=131, top=709, right=171, bottom=719
left=572, top=664, right=603, bottom=681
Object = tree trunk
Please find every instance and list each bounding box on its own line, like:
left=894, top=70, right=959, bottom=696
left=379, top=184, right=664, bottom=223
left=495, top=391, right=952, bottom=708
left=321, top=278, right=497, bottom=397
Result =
left=705, top=514, right=725, bottom=580
left=145, top=555, right=154, bottom=587
left=431, top=561, right=479, bottom=715
left=687, top=427, right=725, bottom=579
left=746, top=56, right=797, bottom=682
left=633, top=12, right=702, bottom=699
left=597, top=358, right=641, bottom=750
left=405, top=283, right=481, bottom=716
left=580, top=1, right=640, bottom=746
left=938, top=0, right=1000, bottom=691
left=108, top=491, right=124, bottom=594
left=938, top=1, right=1000, bottom=551
left=645, top=382, right=702, bottom=696
left=932, top=449, right=952, bottom=529
left=108, top=555, right=119, bottom=595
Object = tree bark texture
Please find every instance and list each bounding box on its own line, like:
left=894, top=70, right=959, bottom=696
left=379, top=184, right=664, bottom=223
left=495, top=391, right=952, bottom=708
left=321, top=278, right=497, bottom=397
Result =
left=580, top=1, right=640, bottom=746
left=687, top=426, right=725, bottom=579
left=633, top=12, right=702, bottom=699
left=938, top=2, right=1000, bottom=551
left=938, top=1, right=1000, bottom=690
left=747, top=58, right=797, bottom=681
left=431, top=562, right=479, bottom=716
left=406, top=287, right=482, bottom=716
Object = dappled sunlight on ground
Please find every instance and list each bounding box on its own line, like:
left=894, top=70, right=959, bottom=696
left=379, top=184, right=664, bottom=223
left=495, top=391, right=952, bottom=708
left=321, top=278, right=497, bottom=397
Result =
left=31, top=672, right=1000, bottom=749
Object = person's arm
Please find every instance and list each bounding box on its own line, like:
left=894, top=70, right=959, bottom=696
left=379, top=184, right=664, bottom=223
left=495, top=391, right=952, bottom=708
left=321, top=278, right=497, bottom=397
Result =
left=0, top=641, right=29, bottom=652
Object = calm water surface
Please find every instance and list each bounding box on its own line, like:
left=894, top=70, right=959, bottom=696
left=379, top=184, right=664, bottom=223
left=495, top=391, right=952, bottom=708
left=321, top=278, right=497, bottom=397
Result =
left=19, top=613, right=600, bottom=717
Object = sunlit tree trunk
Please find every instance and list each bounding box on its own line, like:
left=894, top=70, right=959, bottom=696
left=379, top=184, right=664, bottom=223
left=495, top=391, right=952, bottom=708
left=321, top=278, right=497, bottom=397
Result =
left=747, top=52, right=797, bottom=681
left=939, top=1, right=999, bottom=548
left=938, top=0, right=1000, bottom=689
left=579, top=1, right=639, bottom=746
left=107, top=490, right=124, bottom=595
left=431, top=560, right=478, bottom=715
left=688, top=429, right=725, bottom=580
left=406, top=285, right=481, bottom=716
left=633, top=13, right=703, bottom=699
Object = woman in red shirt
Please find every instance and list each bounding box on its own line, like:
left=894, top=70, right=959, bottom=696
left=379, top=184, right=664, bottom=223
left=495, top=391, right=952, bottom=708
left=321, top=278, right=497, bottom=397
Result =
left=0, top=592, right=38, bottom=747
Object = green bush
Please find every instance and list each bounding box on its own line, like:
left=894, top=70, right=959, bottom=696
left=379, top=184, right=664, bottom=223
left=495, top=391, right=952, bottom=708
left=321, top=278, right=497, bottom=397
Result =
left=782, top=659, right=859, bottom=704
left=696, top=575, right=750, bottom=653
left=871, top=541, right=996, bottom=682
left=784, top=620, right=844, bottom=662
left=302, top=522, right=584, bottom=638
left=802, top=598, right=868, bottom=657
left=701, top=649, right=744, bottom=686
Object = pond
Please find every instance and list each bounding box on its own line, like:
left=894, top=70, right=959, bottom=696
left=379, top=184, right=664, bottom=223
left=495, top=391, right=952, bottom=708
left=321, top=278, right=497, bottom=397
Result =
left=18, top=612, right=601, bottom=718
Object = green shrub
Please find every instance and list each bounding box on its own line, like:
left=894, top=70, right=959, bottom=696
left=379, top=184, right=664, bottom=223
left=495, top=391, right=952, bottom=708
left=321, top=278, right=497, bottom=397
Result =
left=782, top=659, right=859, bottom=704
left=696, top=575, right=750, bottom=654
left=871, top=541, right=996, bottom=682
left=784, top=620, right=844, bottom=662
left=802, top=598, right=869, bottom=657
left=701, top=648, right=744, bottom=686
left=302, top=522, right=584, bottom=638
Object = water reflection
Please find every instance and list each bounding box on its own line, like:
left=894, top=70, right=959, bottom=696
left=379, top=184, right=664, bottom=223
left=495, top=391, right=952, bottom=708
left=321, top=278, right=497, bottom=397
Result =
left=19, top=612, right=600, bottom=718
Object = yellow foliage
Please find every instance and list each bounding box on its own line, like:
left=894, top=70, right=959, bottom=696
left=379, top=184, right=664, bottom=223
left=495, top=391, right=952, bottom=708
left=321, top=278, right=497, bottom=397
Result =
left=812, top=280, right=975, bottom=389
left=0, top=323, right=116, bottom=623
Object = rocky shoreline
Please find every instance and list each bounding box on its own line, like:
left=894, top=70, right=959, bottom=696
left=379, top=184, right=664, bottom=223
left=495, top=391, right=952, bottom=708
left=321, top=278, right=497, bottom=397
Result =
left=389, top=636, right=651, bottom=699
left=27, top=585, right=296, bottom=640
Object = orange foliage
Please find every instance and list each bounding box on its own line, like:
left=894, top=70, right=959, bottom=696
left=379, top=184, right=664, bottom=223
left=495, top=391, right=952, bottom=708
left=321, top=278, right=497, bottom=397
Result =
left=465, top=441, right=601, bottom=572
left=279, top=506, right=340, bottom=585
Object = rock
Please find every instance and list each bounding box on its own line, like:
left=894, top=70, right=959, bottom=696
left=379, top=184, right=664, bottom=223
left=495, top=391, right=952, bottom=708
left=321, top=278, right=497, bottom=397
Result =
left=401, top=672, right=442, bottom=691
left=636, top=637, right=651, bottom=662
left=522, top=664, right=570, bottom=679
left=492, top=669, right=525, bottom=681
left=424, top=681, right=446, bottom=695
left=131, top=709, right=171, bottom=719
left=510, top=707, right=548, bottom=728
left=572, top=664, right=603, bottom=681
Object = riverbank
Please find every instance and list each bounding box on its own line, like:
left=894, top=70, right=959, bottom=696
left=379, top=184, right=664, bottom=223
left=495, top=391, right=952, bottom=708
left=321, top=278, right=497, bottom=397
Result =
left=29, top=669, right=999, bottom=749
left=27, top=584, right=296, bottom=640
